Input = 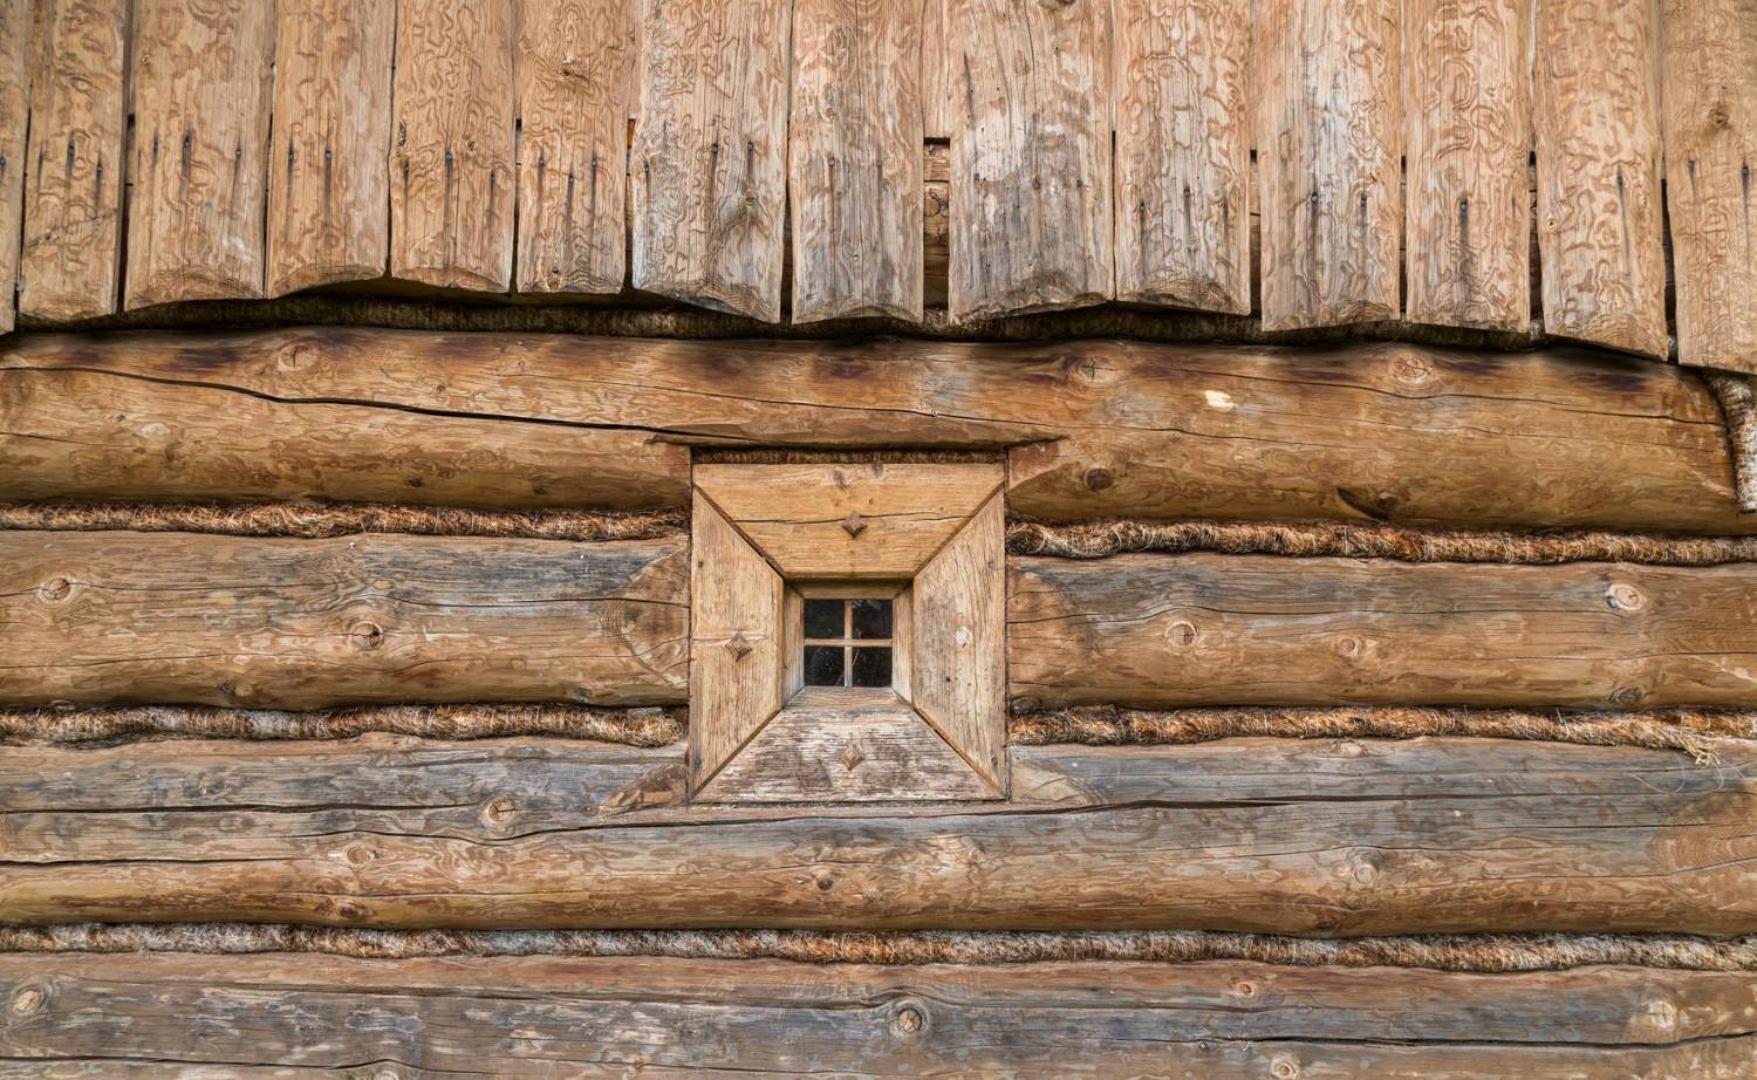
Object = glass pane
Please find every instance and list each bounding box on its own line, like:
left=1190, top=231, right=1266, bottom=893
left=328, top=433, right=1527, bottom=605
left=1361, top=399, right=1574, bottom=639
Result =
left=804, top=646, right=845, bottom=686
left=851, top=598, right=893, bottom=639
left=851, top=646, right=893, bottom=687
left=803, top=599, right=844, bottom=640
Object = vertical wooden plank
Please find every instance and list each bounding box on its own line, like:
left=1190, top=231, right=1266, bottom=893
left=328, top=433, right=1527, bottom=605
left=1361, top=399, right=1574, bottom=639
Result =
left=1662, top=0, right=1757, bottom=372
left=1403, top=0, right=1532, bottom=333
left=514, top=0, right=632, bottom=294
left=390, top=0, right=516, bottom=292
left=910, top=492, right=1004, bottom=793
left=630, top=0, right=791, bottom=322
left=1533, top=0, right=1667, bottom=358
left=1112, top=0, right=1252, bottom=314
left=947, top=0, right=1112, bottom=323
left=125, top=0, right=275, bottom=310
left=920, top=0, right=949, bottom=140
left=1255, top=0, right=1402, bottom=330
left=0, top=0, right=31, bottom=334
left=266, top=0, right=394, bottom=296
left=17, top=0, right=128, bottom=320
left=789, top=0, right=923, bottom=323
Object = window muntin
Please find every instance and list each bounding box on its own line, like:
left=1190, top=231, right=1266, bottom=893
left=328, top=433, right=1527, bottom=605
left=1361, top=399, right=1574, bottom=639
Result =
left=800, top=597, right=894, bottom=687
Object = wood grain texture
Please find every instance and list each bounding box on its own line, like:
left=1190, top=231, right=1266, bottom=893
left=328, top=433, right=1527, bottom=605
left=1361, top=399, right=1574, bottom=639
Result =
left=1010, top=553, right=1757, bottom=709
left=514, top=0, right=632, bottom=294
left=0, top=366, right=691, bottom=509
left=693, top=463, right=1003, bottom=579
left=947, top=0, right=1113, bottom=322
left=1533, top=0, right=1668, bottom=358
left=1256, top=0, right=1402, bottom=330
left=689, top=492, right=785, bottom=788
left=390, top=0, right=517, bottom=291
left=17, top=0, right=128, bottom=321
left=266, top=0, right=394, bottom=296
left=920, top=0, right=950, bottom=140
left=124, top=0, right=274, bottom=309
left=1112, top=0, right=1252, bottom=314
left=789, top=0, right=923, bottom=323
left=1, top=330, right=1747, bottom=533
left=1662, top=0, right=1757, bottom=372
left=0, top=953, right=1751, bottom=1075
left=3, top=736, right=1755, bottom=933
left=630, top=0, right=791, bottom=321
left=1403, top=0, right=1533, bottom=332
left=0, top=0, right=30, bottom=335
left=911, top=493, right=1005, bottom=791
left=0, top=531, right=688, bottom=708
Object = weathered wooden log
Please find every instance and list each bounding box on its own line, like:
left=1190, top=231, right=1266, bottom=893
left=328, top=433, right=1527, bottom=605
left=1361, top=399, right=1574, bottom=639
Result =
left=1010, top=553, right=1757, bottom=709
left=0, top=952, right=1749, bottom=1075
left=0, top=532, right=688, bottom=709
left=2, top=737, right=1752, bottom=934
left=1, top=328, right=1746, bottom=533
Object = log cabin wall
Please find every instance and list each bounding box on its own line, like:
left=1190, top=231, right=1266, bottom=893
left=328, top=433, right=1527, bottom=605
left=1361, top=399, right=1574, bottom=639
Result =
left=3, top=1, right=1757, bottom=1075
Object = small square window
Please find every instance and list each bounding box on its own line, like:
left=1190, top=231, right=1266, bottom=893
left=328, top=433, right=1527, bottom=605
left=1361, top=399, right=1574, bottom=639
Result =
left=799, top=596, right=895, bottom=689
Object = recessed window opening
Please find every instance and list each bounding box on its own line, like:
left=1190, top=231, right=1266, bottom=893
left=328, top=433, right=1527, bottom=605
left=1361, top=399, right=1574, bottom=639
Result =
left=802, top=597, right=894, bottom=687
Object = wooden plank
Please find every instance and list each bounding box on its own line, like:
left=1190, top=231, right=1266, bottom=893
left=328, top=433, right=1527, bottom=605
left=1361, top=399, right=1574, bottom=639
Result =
left=1010, top=553, right=1757, bottom=709
left=1112, top=0, right=1252, bottom=314
left=1533, top=0, right=1667, bottom=358
left=0, top=954, right=1751, bottom=1075
left=1662, top=0, right=1757, bottom=373
left=0, top=330, right=1747, bottom=534
left=911, top=492, right=1005, bottom=790
left=689, top=491, right=785, bottom=787
left=693, top=463, right=1003, bottom=579
left=0, top=0, right=30, bottom=335
left=514, top=0, right=632, bottom=294
left=389, top=0, right=517, bottom=291
left=16, top=0, right=128, bottom=321
left=1256, top=0, right=1402, bottom=330
left=2, top=736, right=1754, bottom=933
left=124, top=0, right=275, bottom=309
left=947, top=0, right=1112, bottom=322
left=0, top=531, right=688, bottom=709
left=630, top=0, right=791, bottom=321
left=1403, top=0, right=1533, bottom=332
left=789, top=0, right=923, bottom=323
left=920, top=0, right=950, bottom=140
left=266, top=0, right=394, bottom=296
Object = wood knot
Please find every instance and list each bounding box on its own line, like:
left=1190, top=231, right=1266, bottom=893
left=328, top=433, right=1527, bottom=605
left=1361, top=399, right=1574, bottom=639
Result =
left=8, top=985, right=44, bottom=1015
left=350, top=621, right=385, bottom=650
left=36, top=577, right=71, bottom=603
left=480, top=796, right=519, bottom=830
left=724, top=632, right=754, bottom=661
left=1710, top=103, right=1733, bottom=129
left=841, top=513, right=868, bottom=538
left=1610, top=686, right=1647, bottom=706
left=1270, top=1055, right=1301, bottom=1079
left=1391, top=354, right=1433, bottom=386
left=891, top=1002, right=926, bottom=1036
left=1084, top=466, right=1114, bottom=491
left=1166, top=620, right=1199, bottom=648
left=1606, top=583, right=1646, bottom=612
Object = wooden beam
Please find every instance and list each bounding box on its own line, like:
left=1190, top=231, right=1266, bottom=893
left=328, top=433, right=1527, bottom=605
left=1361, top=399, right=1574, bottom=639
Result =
left=1, top=736, right=1752, bottom=934
left=1009, top=553, right=1757, bottom=709
left=0, top=952, right=1749, bottom=1074
left=0, top=0, right=30, bottom=336
left=0, top=531, right=688, bottom=709
left=0, top=329, right=1745, bottom=533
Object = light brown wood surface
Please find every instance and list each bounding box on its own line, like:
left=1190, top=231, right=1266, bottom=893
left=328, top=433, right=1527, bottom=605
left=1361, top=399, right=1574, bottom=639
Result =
left=0, top=0, right=27, bottom=335
left=1256, top=0, right=1402, bottom=330
left=0, top=952, right=1749, bottom=1075
left=3, top=736, right=1754, bottom=933
left=947, top=0, right=1113, bottom=322
left=266, top=0, right=394, bottom=296
left=1533, top=0, right=1668, bottom=358
left=1662, top=0, right=1757, bottom=373
left=390, top=0, right=517, bottom=291
left=911, top=492, right=1005, bottom=791
left=514, top=0, right=632, bottom=295
left=1112, top=0, right=1251, bottom=314
left=0, top=531, right=688, bottom=709
left=17, top=0, right=128, bottom=321
left=124, top=0, right=274, bottom=309
left=1010, top=553, right=1757, bottom=709
left=631, top=0, right=792, bottom=321
left=1403, top=0, right=1532, bottom=332
left=1, top=329, right=1746, bottom=533
left=919, top=0, right=950, bottom=140
left=789, top=0, right=923, bottom=323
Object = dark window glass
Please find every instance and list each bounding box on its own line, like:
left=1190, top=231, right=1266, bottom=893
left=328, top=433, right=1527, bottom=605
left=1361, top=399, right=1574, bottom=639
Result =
left=851, top=598, right=893, bottom=639
left=851, top=647, right=893, bottom=687
left=804, top=646, right=845, bottom=687
left=803, top=599, right=844, bottom=639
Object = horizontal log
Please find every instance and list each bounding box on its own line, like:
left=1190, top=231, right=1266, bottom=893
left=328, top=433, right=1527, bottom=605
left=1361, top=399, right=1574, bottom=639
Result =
left=0, top=953, right=1749, bottom=1075
left=1, top=328, right=1745, bottom=533
left=0, top=532, right=688, bottom=709
left=2, top=736, right=1753, bottom=934
left=1010, top=554, right=1757, bottom=709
